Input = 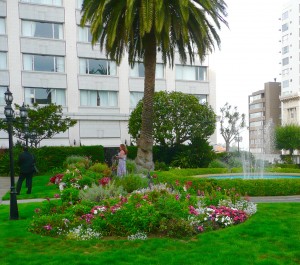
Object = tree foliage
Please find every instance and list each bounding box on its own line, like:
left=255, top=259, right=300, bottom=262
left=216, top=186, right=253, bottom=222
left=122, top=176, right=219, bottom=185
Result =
left=275, top=124, right=300, bottom=155
left=0, top=104, right=77, bottom=147
left=129, top=91, right=216, bottom=147
left=219, top=102, right=245, bottom=152
left=80, top=0, right=228, bottom=170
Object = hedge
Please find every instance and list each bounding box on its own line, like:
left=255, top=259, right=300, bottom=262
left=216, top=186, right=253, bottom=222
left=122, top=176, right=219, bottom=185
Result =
left=0, top=145, right=104, bottom=175
left=153, top=169, right=300, bottom=196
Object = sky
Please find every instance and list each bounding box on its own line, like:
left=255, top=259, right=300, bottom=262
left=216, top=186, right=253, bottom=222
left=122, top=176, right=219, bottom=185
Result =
left=212, top=0, right=284, bottom=149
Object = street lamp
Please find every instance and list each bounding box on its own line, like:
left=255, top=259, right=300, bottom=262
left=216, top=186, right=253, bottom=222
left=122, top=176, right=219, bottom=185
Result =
left=4, top=88, right=18, bottom=220
left=3, top=89, right=29, bottom=220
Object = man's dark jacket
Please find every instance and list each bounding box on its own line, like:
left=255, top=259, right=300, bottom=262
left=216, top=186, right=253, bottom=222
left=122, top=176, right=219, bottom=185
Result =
left=18, top=151, right=35, bottom=174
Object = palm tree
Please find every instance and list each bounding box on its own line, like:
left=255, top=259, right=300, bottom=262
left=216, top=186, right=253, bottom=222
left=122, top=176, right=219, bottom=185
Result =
left=80, top=0, right=228, bottom=170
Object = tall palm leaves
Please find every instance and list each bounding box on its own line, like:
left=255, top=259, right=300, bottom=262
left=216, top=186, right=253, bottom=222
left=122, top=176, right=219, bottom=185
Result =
left=81, top=0, right=228, bottom=170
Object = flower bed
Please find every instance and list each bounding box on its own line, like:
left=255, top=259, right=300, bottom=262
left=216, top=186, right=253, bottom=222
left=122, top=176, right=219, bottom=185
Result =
left=29, top=159, right=257, bottom=240
left=30, top=175, right=256, bottom=240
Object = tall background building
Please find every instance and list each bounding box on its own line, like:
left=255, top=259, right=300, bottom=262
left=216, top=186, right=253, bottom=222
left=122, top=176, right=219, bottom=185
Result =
left=248, top=82, right=281, bottom=159
left=280, top=0, right=300, bottom=126
left=0, top=0, right=217, bottom=148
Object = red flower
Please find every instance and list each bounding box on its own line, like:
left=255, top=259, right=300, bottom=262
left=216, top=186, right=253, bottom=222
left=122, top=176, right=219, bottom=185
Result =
left=99, top=177, right=111, bottom=186
left=49, top=174, right=64, bottom=184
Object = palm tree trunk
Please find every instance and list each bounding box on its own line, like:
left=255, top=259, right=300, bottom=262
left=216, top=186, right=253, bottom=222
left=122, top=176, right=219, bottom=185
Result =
left=135, top=34, right=156, bottom=171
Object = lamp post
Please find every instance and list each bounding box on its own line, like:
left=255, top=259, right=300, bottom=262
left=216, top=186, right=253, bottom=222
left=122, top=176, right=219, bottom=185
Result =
left=3, top=89, right=29, bottom=220
left=4, top=88, right=19, bottom=220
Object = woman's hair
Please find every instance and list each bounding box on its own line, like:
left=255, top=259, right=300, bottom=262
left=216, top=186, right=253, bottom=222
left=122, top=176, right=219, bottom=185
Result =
left=120, top=144, right=128, bottom=154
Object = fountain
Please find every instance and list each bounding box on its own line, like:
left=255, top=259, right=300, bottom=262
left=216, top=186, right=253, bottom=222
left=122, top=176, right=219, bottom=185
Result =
left=241, top=120, right=276, bottom=178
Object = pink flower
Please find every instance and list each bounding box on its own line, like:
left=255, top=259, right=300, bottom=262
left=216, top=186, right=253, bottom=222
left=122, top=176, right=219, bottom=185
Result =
left=43, top=224, right=52, bottom=231
left=175, top=194, right=180, bottom=200
left=197, top=226, right=204, bottom=232
left=189, top=206, right=199, bottom=215
left=81, top=213, right=94, bottom=223
left=186, top=194, right=191, bottom=200
left=54, top=194, right=60, bottom=198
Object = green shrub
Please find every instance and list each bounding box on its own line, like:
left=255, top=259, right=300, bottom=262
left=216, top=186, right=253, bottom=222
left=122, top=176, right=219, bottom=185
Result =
left=208, top=159, right=228, bottom=168
left=103, top=200, right=160, bottom=235
left=159, top=218, right=196, bottom=238
left=89, top=163, right=109, bottom=173
left=114, top=174, right=148, bottom=193
left=231, top=167, right=243, bottom=173
left=126, top=159, right=137, bottom=174
left=154, top=161, right=169, bottom=171
left=64, top=156, right=92, bottom=170
left=61, top=188, right=80, bottom=204
left=79, top=182, right=126, bottom=202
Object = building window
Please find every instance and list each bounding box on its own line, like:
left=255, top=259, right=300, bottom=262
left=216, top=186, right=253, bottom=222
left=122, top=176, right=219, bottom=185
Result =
left=130, top=92, right=144, bottom=108
left=80, top=90, right=118, bottom=107
left=250, top=121, right=263, bottom=127
left=288, top=107, right=296, bottom=119
left=20, top=0, right=62, bottom=6
left=79, top=58, right=116, bottom=75
left=282, top=46, right=289, bottom=54
left=249, top=94, right=262, bottom=103
left=0, top=52, right=7, bottom=70
left=130, top=63, right=164, bottom=79
left=78, top=27, right=95, bottom=43
left=282, top=57, right=289, bottom=66
left=282, top=34, right=288, bottom=42
left=282, top=11, right=288, bottom=20
left=23, top=54, right=65, bottom=72
left=249, top=112, right=263, bottom=119
left=24, top=87, right=66, bottom=105
left=282, top=68, right=289, bottom=76
left=282, top=23, right=288, bottom=32
left=76, top=0, right=83, bottom=9
left=0, top=86, right=8, bottom=105
left=176, top=65, right=207, bottom=81
left=0, top=18, right=5, bottom=35
left=22, top=20, right=63, bottom=39
left=249, top=103, right=263, bottom=110
left=193, top=94, right=207, bottom=104
left=282, top=80, right=289, bottom=88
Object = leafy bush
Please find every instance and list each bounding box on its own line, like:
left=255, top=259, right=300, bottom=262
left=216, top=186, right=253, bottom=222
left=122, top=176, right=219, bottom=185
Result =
left=114, top=174, right=149, bottom=193
left=159, top=218, right=196, bottom=238
left=60, top=188, right=80, bottom=204
left=89, top=163, right=109, bottom=173
left=208, top=159, right=228, bottom=168
left=126, top=159, right=137, bottom=174
left=64, top=156, right=92, bottom=170
left=79, top=182, right=126, bottom=202
left=154, top=161, right=169, bottom=171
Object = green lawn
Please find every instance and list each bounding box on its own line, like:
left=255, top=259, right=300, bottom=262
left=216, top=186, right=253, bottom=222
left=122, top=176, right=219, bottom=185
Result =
left=0, top=202, right=299, bottom=265
left=2, top=174, right=58, bottom=201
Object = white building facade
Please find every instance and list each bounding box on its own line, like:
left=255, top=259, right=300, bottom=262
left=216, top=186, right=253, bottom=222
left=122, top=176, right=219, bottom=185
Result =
left=0, top=0, right=217, bottom=148
left=280, top=0, right=300, bottom=125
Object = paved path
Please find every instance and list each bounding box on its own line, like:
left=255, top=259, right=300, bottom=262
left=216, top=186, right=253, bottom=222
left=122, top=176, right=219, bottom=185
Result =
left=1, top=176, right=300, bottom=205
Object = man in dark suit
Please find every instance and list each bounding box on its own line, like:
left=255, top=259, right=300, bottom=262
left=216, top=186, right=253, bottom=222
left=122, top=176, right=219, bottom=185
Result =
left=16, top=147, right=36, bottom=195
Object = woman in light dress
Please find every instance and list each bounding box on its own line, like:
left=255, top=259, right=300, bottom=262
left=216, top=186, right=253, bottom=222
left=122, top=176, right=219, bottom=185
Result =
left=116, top=144, right=127, bottom=177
